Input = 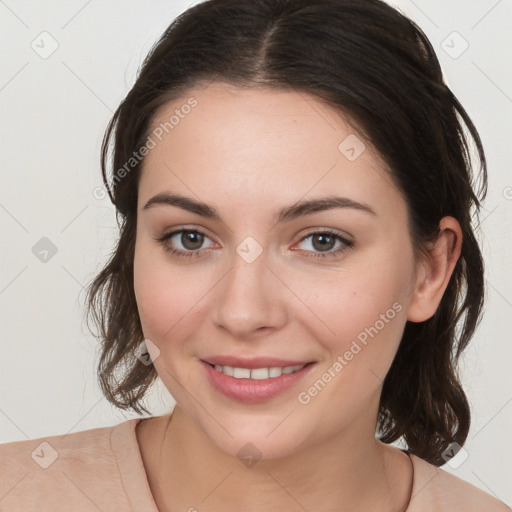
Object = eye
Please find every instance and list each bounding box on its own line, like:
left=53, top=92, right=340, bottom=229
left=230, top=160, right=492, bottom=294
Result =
left=154, top=228, right=353, bottom=260
left=154, top=229, right=215, bottom=258
left=295, top=230, right=353, bottom=259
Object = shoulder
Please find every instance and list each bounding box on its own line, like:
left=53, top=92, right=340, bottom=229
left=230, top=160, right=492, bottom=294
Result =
left=0, top=418, right=142, bottom=511
left=408, top=454, right=511, bottom=512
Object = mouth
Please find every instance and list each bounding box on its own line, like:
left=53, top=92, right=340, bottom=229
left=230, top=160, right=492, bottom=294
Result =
left=200, top=357, right=317, bottom=403
left=202, top=361, right=313, bottom=380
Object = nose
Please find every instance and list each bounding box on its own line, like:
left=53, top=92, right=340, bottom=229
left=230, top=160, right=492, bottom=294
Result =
left=211, top=248, right=288, bottom=340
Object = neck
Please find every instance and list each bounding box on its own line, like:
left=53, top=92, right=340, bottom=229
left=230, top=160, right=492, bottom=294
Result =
left=138, top=404, right=413, bottom=512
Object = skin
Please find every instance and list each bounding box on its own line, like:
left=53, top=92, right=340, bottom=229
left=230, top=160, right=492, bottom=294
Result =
left=132, top=82, right=462, bottom=512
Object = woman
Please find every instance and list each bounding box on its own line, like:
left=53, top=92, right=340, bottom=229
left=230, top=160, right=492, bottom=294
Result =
left=1, top=0, right=509, bottom=510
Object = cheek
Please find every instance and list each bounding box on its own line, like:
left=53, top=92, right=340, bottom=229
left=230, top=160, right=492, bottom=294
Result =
left=300, top=285, right=406, bottom=390
left=292, top=262, right=409, bottom=345
left=133, top=241, right=215, bottom=346
left=133, top=247, right=170, bottom=337
left=289, top=284, right=407, bottom=432
left=287, top=245, right=413, bottom=381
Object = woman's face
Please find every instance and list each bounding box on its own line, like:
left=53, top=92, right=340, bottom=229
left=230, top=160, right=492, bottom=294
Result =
left=133, top=82, right=421, bottom=459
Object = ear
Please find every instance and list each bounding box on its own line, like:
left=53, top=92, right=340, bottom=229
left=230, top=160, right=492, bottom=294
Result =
left=407, top=216, right=462, bottom=323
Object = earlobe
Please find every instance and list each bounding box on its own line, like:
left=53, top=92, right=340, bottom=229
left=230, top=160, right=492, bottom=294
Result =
left=406, top=217, right=462, bottom=323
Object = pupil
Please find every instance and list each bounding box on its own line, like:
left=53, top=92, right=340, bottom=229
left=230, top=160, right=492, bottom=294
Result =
left=313, top=234, right=334, bottom=252
left=182, top=231, right=203, bottom=250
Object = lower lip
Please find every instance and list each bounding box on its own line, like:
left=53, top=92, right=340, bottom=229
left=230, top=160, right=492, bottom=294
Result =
left=200, top=360, right=316, bottom=404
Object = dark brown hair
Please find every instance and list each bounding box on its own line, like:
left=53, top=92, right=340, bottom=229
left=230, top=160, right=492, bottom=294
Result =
left=84, top=0, right=487, bottom=466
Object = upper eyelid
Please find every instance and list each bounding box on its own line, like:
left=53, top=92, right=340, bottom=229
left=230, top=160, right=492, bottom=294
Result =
left=161, top=227, right=217, bottom=246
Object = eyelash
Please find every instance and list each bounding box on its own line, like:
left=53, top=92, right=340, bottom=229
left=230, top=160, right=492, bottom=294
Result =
left=154, top=228, right=354, bottom=260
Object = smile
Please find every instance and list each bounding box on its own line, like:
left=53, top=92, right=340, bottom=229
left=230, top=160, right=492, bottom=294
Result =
left=201, top=360, right=316, bottom=403
left=210, top=363, right=307, bottom=380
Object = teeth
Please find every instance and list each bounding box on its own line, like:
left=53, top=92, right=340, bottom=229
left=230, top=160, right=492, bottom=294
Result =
left=269, top=367, right=283, bottom=378
left=233, top=367, right=251, bottom=379
left=212, top=364, right=306, bottom=379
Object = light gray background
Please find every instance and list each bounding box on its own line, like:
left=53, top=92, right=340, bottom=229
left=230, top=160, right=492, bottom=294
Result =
left=1, top=0, right=511, bottom=505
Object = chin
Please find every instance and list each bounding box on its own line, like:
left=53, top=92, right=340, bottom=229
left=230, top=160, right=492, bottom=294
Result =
left=194, top=410, right=317, bottom=463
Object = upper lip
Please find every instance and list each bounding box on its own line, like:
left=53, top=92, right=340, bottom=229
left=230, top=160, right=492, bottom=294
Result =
left=201, top=355, right=314, bottom=369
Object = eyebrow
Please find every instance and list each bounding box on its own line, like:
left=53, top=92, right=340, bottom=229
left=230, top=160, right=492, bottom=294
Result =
left=142, top=192, right=377, bottom=223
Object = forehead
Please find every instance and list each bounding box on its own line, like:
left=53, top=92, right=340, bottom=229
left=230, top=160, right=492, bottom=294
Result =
left=138, top=82, right=402, bottom=217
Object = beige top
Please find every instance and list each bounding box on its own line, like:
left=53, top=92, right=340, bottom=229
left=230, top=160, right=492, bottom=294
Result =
left=0, top=414, right=509, bottom=511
